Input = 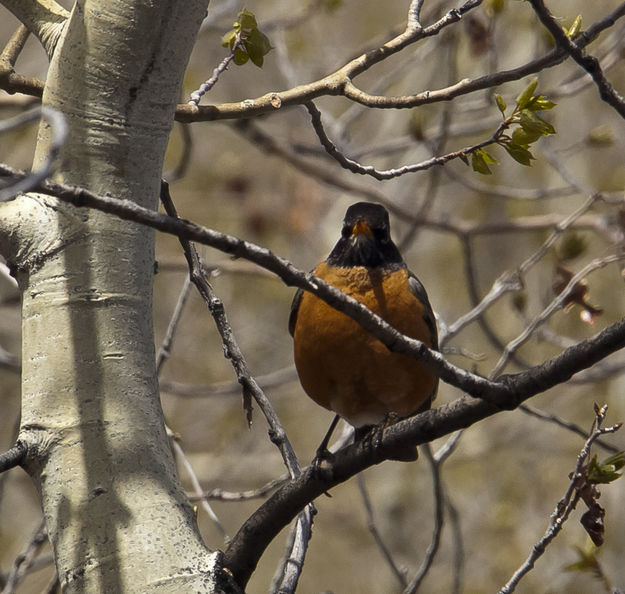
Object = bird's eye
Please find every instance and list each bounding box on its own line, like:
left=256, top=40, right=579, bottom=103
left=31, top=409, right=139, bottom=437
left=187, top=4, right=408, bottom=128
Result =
left=341, top=224, right=351, bottom=238
left=373, top=227, right=389, bottom=242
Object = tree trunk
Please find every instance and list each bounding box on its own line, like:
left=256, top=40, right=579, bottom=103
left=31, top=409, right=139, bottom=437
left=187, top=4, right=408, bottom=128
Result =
left=0, top=1, right=229, bottom=591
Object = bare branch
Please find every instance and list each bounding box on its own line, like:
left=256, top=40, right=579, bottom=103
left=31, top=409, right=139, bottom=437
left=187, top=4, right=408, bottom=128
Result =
left=492, top=253, right=624, bottom=376
left=176, top=0, right=486, bottom=122
left=304, top=100, right=510, bottom=180
left=188, top=476, right=287, bottom=502
left=403, top=444, right=445, bottom=594
left=0, top=25, right=30, bottom=70
left=176, top=1, right=625, bottom=122
left=2, top=168, right=625, bottom=411
left=1, top=0, right=68, bottom=57
left=499, top=405, right=622, bottom=593
left=440, top=193, right=603, bottom=348
left=358, top=474, right=408, bottom=589
left=159, top=181, right=304, bottom=475
left=160, top=366, right=298, bottom=399
left=1, top=520, right=48, bottom=594
left=520, top=404, right=621, bottom=454
left=231, top=119, right=397, bottom=209
left=222, top=320, right=625, bottom=588
left=269, top=506, right=314, bottom=594
left=170, top=435, right=229, bottom=541
left=188, top=41, right=242, bottom=107
left=156, top=275, right=192, bottom=375
left=0, top=107, right=66, bottom=203
left=528, top=0, right=625, bottom=119
left=0, top=441, right=26, bottom=473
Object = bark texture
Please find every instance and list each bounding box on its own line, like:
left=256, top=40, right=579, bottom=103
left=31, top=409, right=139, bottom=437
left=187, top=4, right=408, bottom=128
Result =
left=0, top=1, right=233, bottom=592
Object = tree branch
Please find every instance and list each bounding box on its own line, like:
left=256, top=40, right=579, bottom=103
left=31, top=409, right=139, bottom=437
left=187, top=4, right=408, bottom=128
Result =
left=499, top=405, right=622, bottom=593
left=0, top=25, right=45, bottom=97
left=2, top=168, right=625, bottom=407
left=159, top=181, right=315, bottom=592
left=0, top=441, right=26, bottom=472
left=304, top=100, right=511, bottom=180
left=159, top=181, right=305, bottom=480
left=174, top=2, right=625, bottom=122
left=0, top=107, right=67, bottom=202
left=528, top=0, right=625, bottom=119
left=222, top=321, right=625, bottom=588
left=1, top=0, right=68, bottom=57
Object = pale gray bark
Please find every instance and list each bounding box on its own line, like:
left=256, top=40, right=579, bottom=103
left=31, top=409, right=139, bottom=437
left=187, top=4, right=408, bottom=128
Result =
left=0, top=1, right=232, bottom=592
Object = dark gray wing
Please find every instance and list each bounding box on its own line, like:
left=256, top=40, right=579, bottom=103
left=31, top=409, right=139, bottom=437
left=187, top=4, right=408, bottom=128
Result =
left=408, top=271, right=439, bottom=409
left=408, top=272, right=438, bottom=349
left=288, top=288, right=304, bottom=337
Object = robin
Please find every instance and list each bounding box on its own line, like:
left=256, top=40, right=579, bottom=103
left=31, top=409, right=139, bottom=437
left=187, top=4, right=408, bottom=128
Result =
left=289, top=202, right=438, bottom=461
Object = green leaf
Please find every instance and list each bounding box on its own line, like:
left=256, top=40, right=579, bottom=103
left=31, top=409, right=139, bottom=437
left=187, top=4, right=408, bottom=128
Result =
left=471, top=149, right=496, bottom=175
left=516, top=77, right=538, bottom=110
left=526, top=95, right=556, bottom=111
left=587, top=451, right=625, bottom=484
left=564, top=545, right=602, bottom=577
left=481, top=150, right=497, bottom=165
left=236, top=9, right=258, bottom=31
left=245, top=28, right=273, bottom=67
left=221, top=30, right=237, bottom=49
left=511, top=126, right=542, bottom=145
left=566, top=15, right=582, bottom=39
left=495, top=93, right=507, bottom=114
left=601, top=451, right=625, bottom=471
left=233, top=47, right=249, bottom=65
left=504, top=142, right=535, bottom=166
left=222, top=9, right=273, bottom=68
left=519, top=109, right=556, bottom=136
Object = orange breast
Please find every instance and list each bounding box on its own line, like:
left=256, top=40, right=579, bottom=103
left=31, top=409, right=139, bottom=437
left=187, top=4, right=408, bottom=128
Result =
left=292, top=263, right=437, bottom=427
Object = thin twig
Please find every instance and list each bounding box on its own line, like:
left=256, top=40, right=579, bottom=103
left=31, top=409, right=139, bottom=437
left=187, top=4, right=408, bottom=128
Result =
left=159, top=365, right=298, bottom=398
left=0, top=25, right=30, bottom=69
left=188, top=476, right=287, bottom=502
left=159, top=181, right=304, bottom=477
left=305, top=100, right=512, bottom=180
left=404, top=439, right=459, bottom=594
left=492, top=253, right=624, bottom=376
left=170, top=436, right=229, bottom=540
left=357, top=474, right=408, bottom=589
left=446, top=493, right=464, bottom=594
left=188, top=41, right=242, bottom=106
left=1, top=520, right=47, bottom=594
left=159, top=181, right=315, bottom=588
left=153, top=270, right=228, bottom=538
left=0, top=26, right=44, bottom=97
left=156, top=275, right=192, bottom=375
left=0, top=107, right=67, bottom=203
left=528, top=0, right=625, bottom=119
left=269, top=506, right=315, bottom=594
left=520, top=404, right=621, bottom=454
left=440, top=193, right=602, bottom=348
left=499, top=405, right=621, bottom=593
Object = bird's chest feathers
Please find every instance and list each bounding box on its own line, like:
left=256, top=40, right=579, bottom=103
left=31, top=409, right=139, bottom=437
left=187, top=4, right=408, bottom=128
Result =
left=305, top=263, right=420, bottom=337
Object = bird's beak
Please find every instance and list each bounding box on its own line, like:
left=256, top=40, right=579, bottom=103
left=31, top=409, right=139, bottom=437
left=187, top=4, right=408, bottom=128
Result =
left=351, top=220, right=374, bottom=239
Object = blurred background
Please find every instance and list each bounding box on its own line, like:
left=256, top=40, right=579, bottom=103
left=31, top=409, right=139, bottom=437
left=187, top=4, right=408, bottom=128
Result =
left=1, top=0, right=625, bottom=592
